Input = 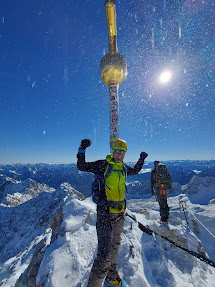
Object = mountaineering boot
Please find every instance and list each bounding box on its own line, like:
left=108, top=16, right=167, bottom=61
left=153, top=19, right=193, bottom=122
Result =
left=104, top=276, right=128, bottom=287
left=158, top=218, right=169, bottom=225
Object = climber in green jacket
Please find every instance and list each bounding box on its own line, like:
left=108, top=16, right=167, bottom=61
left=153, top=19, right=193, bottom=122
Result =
left=77, top=138, right=148, bottom=287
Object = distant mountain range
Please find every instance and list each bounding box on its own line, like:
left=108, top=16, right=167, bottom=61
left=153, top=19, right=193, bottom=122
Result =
left=0, top=160, right=215, bottom=197
left=0, top=174, right=85, bottom=207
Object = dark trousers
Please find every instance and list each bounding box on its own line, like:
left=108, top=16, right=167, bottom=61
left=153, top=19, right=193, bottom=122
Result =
left=87, top=207, right=125, bottom=287
left=157, top=195, right=169, bottom=220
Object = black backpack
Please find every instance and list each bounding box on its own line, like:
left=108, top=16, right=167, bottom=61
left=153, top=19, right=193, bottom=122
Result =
left=92, top=164, right=113, bottom=204
left=155, top=163, right=172, bottom=191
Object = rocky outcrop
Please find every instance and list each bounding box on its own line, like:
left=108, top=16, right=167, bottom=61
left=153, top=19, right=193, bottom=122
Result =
left=14, top=184, right=85, bottom=287
left=50, top=203, right=66, bottom=243
left=15, top=240, right=46, bottom=287
left=182, top=176, right=215, bottom=195
left=16, top=202, right=67, bottom=287
left=182, top=176, right=215, bottom=204
left=0, top=176, right=55, bottom=206
left=59, top=182, right=85, bottom=200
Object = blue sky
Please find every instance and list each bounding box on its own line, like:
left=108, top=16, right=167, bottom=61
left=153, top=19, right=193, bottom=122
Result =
left=1, top=0, right=215, bottom=164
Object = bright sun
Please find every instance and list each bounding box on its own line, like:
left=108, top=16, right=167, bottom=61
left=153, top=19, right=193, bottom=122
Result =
left=159, top=70, right=172, bottom=84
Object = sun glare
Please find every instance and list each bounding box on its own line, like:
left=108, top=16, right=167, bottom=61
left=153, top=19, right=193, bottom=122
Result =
left=159, top=70, right=172, bottom=84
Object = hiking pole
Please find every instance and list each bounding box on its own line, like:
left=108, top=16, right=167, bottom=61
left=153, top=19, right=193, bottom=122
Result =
left=125, top=212, right=215, bottom=268
left=179, top=199, right=189, bottom=226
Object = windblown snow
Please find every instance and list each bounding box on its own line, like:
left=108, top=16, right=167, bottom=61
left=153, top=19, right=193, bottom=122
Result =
left=0, top=174, right=215, bottom=287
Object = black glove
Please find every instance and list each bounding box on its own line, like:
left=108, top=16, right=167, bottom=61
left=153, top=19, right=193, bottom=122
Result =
left=140, top=152, right=148, bottom=160
left=80, top=139, right=91, bottom=150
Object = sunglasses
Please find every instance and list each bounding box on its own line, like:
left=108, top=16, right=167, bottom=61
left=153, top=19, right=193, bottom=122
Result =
left=114, top=149, right=126, bottom=154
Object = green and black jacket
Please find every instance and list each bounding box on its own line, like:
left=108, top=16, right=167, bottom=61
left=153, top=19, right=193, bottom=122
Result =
left=77, top=151, right=145, bottom=213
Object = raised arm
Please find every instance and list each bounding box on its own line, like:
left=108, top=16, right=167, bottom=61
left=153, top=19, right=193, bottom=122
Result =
left=77, top=139, right=106, bottom=174
left=125, top=152, right=148, bottom=176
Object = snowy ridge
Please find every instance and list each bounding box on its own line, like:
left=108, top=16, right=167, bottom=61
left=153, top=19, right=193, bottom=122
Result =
left=0, top=176, right=55, bottom=206
left=182, top=176, right=215, bottom=204
left=0, top=176, right=215, bottom=286
left=37, top=194, right=215, bottom=286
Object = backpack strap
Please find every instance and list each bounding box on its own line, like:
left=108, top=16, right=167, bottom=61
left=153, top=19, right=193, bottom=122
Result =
left=104, top=162, right=127, bottom=183
left=104, top=163, right=113, bottom=181
left=122, top=163, right=128, bottom=193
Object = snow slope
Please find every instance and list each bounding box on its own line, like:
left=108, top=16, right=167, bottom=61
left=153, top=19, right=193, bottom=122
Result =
left=0, top=177, right=215, bottom=287
left=37, top=194, right=215, bottom=287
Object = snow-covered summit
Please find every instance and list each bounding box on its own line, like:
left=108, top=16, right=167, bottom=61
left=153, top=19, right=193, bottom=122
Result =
left=182, top=176, right=215, bottom=204
left=59, top=182, right=86, bottom=200
left=0, top=176, right=55, bottom=206
left=0, top=181, right=87, bottom=286
left=0, top=173, right=19, bottom=186
left=0, top=175, right=215, bottom=286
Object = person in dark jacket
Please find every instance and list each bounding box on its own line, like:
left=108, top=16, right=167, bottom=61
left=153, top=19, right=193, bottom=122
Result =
left=77, top=138, right=148, bottom=287
left=151, top=161, right=171, bottom=223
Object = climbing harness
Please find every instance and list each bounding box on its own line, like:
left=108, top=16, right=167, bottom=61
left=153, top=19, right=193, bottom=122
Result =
left=125, top=212, right=215, bottom=268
